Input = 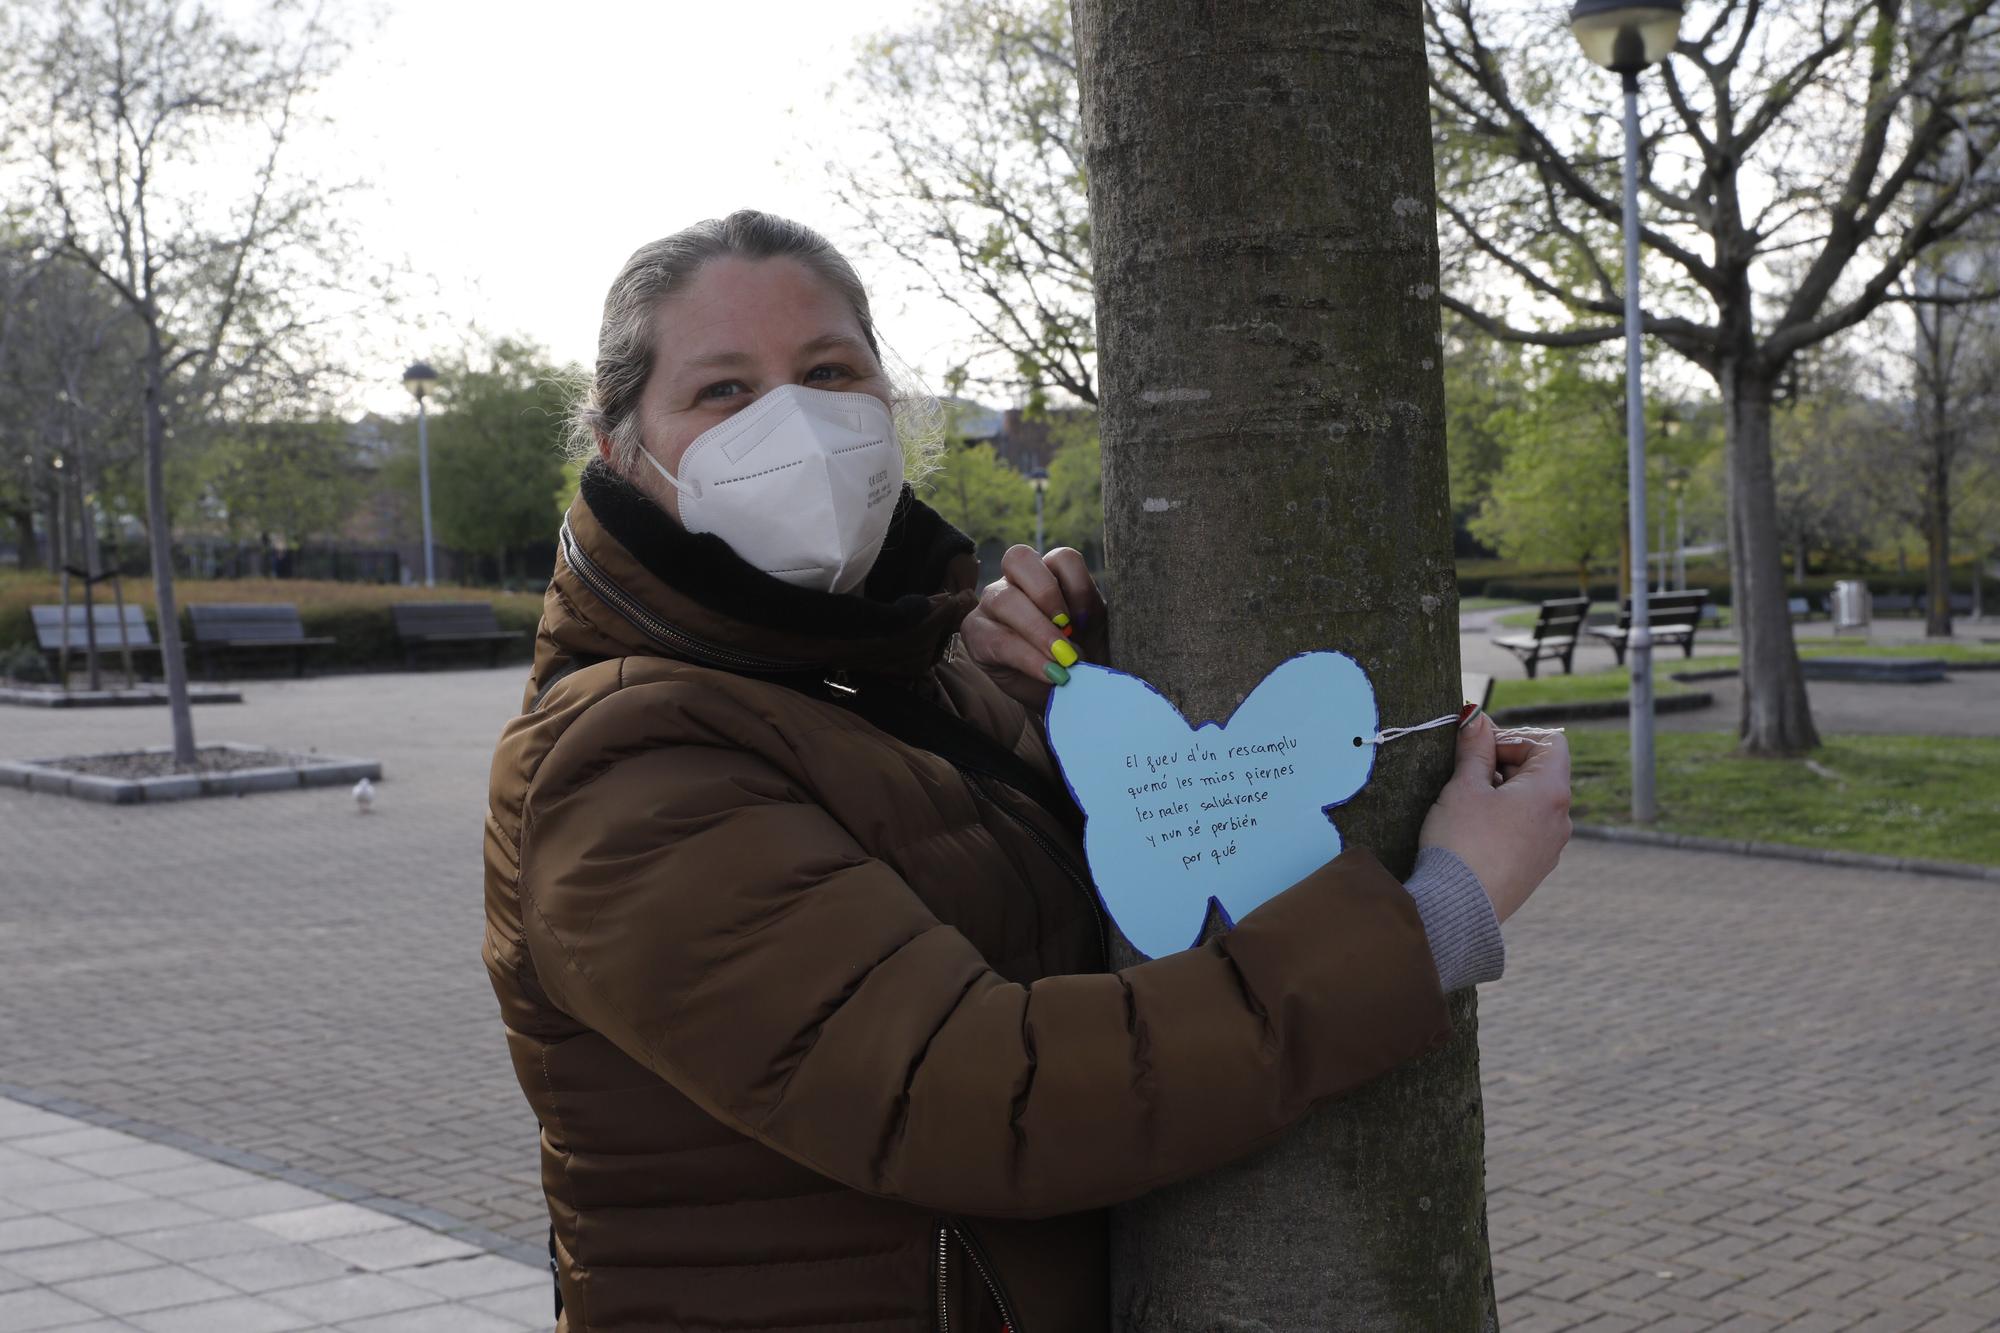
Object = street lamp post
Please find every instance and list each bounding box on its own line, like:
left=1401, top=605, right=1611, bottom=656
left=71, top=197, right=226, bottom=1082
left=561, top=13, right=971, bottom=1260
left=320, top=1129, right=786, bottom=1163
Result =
left=1570, top=0, right=1683, bottom=824
left=1030, top=467, right=1050, bottom=552
left=402, top=362, right=439, bottom=587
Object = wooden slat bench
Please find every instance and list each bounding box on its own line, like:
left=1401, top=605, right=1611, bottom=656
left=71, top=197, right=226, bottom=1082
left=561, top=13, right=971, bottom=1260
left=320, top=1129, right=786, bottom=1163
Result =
left=188, top=603, right=334, bottom=678
left=391, top=602, right=523, bottom=669
left=1586, top=589, right=1710, bottom=665
left=1491, top=597, right=1590, bottom=679
left=32, top=604, right=168, bottom=678
left=1873, top=592, right=1919, bottom=617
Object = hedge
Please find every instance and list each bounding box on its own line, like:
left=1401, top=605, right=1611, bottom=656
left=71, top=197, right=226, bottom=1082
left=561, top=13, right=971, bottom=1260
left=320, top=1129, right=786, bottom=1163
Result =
left=0, top=575, right=544, bottom=674
left=1473, top=567, right=1974, bottom=608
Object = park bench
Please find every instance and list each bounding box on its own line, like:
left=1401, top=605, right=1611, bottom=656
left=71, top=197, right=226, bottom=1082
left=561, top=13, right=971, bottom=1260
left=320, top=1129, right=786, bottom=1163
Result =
left=32, top=603, right=168, bottom=678
left=1491, top=597, right=1589, bottom=679
left=1873, top=592, right=1919, bottom=617
left=390, top=601, right=523, bottom=669
left=188, top=603, right=334, bottom=678
left=1919, top=591, right=1974, bottom=617
left=1586, top=589, right=1710, bottom=665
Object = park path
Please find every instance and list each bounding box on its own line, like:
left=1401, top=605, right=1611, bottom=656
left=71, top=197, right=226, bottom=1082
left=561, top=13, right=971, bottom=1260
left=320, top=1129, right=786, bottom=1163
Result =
left=2, top=666, right=1997, bottom=1328
left=0, top=1095, right=545, bottom=1331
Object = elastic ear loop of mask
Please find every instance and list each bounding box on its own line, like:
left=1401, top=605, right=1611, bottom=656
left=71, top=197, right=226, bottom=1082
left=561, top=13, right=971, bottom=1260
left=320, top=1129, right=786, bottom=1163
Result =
left=1357, top=712, right=1561, bottom=748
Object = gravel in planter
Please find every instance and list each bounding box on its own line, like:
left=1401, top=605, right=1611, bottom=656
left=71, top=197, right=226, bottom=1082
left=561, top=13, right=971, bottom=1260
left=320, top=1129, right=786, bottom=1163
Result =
left=0, top=743, right=381, bottom=803
left=43, top=746, right=317, bottom=780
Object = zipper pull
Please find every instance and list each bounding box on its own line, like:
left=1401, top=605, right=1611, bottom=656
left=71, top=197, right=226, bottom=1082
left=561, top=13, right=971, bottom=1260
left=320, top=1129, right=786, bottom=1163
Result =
left=827, top=670, right=858, bottom=697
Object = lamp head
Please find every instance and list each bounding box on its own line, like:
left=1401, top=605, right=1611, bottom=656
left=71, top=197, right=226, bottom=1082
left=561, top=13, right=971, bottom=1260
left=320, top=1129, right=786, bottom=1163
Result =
left=402, top=361, right=439, bottom=403
left=1569, top=0, right=1683, bottom=74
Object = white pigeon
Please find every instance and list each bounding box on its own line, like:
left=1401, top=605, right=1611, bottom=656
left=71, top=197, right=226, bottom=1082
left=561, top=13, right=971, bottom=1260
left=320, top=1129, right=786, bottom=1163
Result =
left=352, top=776, right=376, bottom=814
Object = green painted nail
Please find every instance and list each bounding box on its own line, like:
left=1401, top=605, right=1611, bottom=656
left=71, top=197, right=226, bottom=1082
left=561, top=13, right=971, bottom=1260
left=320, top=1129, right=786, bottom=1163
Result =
left=1043, top=660, right=1071, bottom=686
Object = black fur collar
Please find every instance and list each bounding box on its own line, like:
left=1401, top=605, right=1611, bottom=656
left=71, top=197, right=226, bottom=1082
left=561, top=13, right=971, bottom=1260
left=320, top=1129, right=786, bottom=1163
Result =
left=577, top=459, right=975, bottom=641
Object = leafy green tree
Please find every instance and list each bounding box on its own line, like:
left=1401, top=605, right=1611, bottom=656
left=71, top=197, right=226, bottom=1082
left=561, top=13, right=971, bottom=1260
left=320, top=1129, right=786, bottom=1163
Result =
left=831, top=0, right=1093, bottom=406
left=1469, top=349, right=1716, bottom=594
left=27, top=0, right=360, bottom=765
left=392, top=339, right=570, bottom=580
left=1443, top=322, right=1534, bottom=535
left=920, top=440, right=1035, bottom=549
left=1040, top=412, right=1102, bottom=561
left=197, top=420, right=362, bottom=549
left=1469, top=353, right=1628, bottom=591
left=1429, top=0, right=2000, bottom=753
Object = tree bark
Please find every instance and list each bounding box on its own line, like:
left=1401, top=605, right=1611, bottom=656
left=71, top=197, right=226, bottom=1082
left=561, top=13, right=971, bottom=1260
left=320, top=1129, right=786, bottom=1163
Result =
left=10, top=507, right=37, bottom=570
left=1075, top=2, right=1495, bottom=1327
left=144, top=322, right=198, bottom=766
left=1720, top=360, right=1818, bottom=755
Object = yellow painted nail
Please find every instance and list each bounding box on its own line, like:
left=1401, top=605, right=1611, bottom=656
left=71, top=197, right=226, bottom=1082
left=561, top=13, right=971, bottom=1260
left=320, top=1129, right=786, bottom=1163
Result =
left=1050, top=638, right=1079, bottom=668
left=1052, top=612, right=1071, bottom=628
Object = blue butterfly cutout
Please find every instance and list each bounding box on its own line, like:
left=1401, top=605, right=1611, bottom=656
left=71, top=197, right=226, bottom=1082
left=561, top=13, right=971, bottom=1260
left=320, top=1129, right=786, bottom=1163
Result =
left=1044, top=652, right=1379, bottom=959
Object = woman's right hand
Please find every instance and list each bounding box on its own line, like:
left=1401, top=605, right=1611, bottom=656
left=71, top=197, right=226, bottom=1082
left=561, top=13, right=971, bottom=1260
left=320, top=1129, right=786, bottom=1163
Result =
left=1418, top=714, right=1571, bottom=924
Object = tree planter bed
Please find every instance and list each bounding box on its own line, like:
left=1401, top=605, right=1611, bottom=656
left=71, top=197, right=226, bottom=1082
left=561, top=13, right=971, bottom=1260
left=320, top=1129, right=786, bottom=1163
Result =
left=1798, top=657, right=1948, bottom=684
left=0, top=744, right=380, bottom=804
left=0, top=683, right=243, bottom=709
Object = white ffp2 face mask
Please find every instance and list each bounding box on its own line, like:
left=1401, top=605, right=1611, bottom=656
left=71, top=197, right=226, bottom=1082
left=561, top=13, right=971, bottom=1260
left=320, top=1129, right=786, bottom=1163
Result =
left=642, top=384, right=904, bottom=595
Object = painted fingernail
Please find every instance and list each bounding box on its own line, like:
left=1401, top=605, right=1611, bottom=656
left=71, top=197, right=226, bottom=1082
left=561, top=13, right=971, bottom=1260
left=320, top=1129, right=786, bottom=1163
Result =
left=1050, top=638, right=1080, bottom=668
left=1459, top=703, right=1484, bottom=729
left=1052, top=612, right=1071, bottom=628
left=1043, top=660, right=1071, bottom=686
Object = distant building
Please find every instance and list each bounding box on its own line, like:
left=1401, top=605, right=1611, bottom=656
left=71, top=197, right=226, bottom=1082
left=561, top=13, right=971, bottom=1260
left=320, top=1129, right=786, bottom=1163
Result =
left=943, top=398, right=1092, bottom=476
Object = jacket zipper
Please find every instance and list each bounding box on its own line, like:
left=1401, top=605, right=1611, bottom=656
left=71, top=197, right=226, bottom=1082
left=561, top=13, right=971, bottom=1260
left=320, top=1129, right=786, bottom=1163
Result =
left=558, top=521, right=808, bottom=675
left=936, top=1221, right=1020, bottom=1333
left=962, top=769, right=1109, bottom=971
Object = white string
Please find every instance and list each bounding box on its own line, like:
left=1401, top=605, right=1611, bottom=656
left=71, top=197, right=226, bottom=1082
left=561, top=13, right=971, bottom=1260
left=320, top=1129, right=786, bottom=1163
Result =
left=1359, top=715, right=1567, bottom=748
left=1360, top=713, right=1461, bottom=746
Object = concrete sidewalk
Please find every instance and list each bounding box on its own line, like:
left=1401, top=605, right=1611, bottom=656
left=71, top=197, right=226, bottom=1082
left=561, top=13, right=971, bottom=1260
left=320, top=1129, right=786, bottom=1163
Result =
left=0, top=1096, right=546, bottom=1332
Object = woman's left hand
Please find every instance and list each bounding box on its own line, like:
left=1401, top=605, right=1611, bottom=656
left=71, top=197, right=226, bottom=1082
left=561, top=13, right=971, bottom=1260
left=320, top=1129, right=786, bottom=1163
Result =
left=960, top=544, right=1110, bottom=708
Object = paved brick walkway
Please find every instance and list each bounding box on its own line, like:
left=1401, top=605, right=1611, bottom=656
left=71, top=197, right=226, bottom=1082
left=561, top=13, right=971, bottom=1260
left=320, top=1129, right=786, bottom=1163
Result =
left=2, top=665, right=1997, bottom=1328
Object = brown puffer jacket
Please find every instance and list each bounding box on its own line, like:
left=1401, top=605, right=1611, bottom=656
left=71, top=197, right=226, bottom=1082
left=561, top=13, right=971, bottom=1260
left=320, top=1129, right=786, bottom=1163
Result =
left=484, top=464, right=1453, bottom=1332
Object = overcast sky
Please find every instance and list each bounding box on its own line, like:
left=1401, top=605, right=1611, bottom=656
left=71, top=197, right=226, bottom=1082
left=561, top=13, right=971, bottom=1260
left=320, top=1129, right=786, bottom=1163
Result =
left=324, top=0, right=971, bottom=415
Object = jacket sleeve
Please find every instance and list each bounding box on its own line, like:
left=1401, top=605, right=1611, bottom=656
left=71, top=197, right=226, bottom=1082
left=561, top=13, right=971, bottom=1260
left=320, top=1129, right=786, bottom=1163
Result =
left=518, top=738, right=1451, bottom=1222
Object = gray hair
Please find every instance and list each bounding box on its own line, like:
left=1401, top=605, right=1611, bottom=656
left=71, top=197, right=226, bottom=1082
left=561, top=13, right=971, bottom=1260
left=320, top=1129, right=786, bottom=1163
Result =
left=566, top=210, right=941, bottom=482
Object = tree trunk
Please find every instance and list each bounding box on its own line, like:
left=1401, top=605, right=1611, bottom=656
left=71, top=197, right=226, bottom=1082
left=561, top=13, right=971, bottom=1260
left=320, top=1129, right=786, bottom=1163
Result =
left=144, top=323, right=198, bottom=767
left=1075, top=2, right=1495, bottom=1327
left=1923, top=443, right=1952, bottom=639
left=1719, top=360, right=1818, bottom=755
left=10, top=506, right=37, bottom=569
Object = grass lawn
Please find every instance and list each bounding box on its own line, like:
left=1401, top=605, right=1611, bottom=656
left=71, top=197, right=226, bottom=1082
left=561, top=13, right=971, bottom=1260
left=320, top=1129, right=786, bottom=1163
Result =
left=1690, top=642, right=2000, bottom=672
left=1491, top=668, right=1698, bottom=711
left=1568, top=731, right=2000, bottom=866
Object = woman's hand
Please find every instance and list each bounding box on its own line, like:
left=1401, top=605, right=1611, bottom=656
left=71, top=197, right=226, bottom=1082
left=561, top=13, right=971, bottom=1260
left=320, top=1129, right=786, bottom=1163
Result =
left=1418, top=714, right=1571, bottom=924
left=960, top=544, right=1110, bottom=709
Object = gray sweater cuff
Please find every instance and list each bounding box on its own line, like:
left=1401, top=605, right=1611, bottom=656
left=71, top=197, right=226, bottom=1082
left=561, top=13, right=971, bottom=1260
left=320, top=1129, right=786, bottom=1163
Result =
left=1404, top=846, right=1506, bottom=992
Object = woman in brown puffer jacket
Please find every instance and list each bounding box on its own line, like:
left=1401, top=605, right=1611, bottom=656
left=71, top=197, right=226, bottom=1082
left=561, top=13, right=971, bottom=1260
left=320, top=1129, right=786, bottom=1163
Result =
left=484, top=211, right=1571, bottom=1332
